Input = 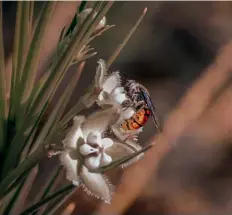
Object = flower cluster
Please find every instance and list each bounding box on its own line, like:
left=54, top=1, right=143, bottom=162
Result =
left=60, top=59, right=146, bottom=203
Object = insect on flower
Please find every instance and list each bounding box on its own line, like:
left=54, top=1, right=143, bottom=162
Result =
left=120, top=79, right=161, bottom=133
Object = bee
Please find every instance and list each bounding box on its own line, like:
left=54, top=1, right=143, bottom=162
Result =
left=120, top=80, right=161, bottom=132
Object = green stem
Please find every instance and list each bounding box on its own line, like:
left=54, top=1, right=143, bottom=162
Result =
left=20, top=184, right=75, bottom=215
left=0, top=145, right=45, bottom=198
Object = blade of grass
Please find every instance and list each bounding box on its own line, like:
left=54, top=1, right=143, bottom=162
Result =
left=78, top=1, right=87, bottom=13
left=7, top=166, right=38, bottom=215
left=2, top=2, right=56, bottom=175
left=19, top=184, right=75, bottom=215
left=30, top=63, right=85, bottom=154
left=2, top=168, right=31, bottom=199
left=92, top=143, right=153, bottom=173
left=8, top=2, right=22, bottom=120
left=0, top=185, right=20, bottom=215
left=19, top=101, right=49, bottom=162
left=0, top=2, right=6, bottom=153
left=49, top=61, right=85, bottom=136
left=20, top=2, right=57, bottom=105
left=12, top=2, right=30, bottom=120
left=44, top=187, right=77, bottom=215
left=32, top=166, right=62, bottom=205
left=1, top=101, right=48, bottom=176
left=0, top=144, right=45, bottom=198
left=27, top=1, right=112, bottom=118
left=25, top=3, right=99, bottom=115
left=34, top=166, right=63, bottom=215
left=106, top=7, right=147, bottom=68
left=28, top=1, right=34, bottom=42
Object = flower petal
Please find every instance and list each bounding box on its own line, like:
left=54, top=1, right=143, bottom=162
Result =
left=97, top=91, right=110, bottom=104
left=111, top=86, right=124, bottom=96
left=80, top=166, right=113, bottom=203
left=96, top=16, right=106, bottom=30
left=101, top=138, right=113, bottom=148
left=85, top=154, right=101, bottom=170
left=95, top=59, right=107, bottom=89
left=101, top=72, right=121, bottom=94
left=79, top=144, right=99, bottom=156
left=105, top=140, right=142, bottom=160
left=86, top=131, right=101, bottom=145
left=100, top=153, right=112, bottom=166
left=62, top=116, right=85, bottom=149
left=112, top=93, right=126, bottom=104
left=60, top=152, right=80, bottom=186
left=81, top=107, right=120, bottom=136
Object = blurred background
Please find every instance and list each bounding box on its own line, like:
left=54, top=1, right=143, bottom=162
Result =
left=3, top=1, right=232, bottom=214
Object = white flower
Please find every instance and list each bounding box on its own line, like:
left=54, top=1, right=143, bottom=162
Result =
left=82, top=59, right=127, bottom=109
left=95, top=60, right=127, bottom=108
left=60, top=116, right=114, bottom=203
left=79, top=131, right=113, bottom=170
left=98, top=85, right=126, bottom=107
left=79, top=8, right=106, bottom=30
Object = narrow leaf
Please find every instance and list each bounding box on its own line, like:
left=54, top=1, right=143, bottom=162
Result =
left=44, top=188, right=76, bottom=215
left=28, top=1, right=34, bottom=42
left=8, top=166, right=38, bottom=215
left=106, top=7, right=147, bottom=68
left=34, top=166, right=63, bottom=215
left=20, top=184, right=75, bottom=215
left=0, top=185, right=19, bottom=215
left=13, top=1, right=31, bottom=120
left=20, top=2, right=57, bottom=104
left=1, top=101, right=48, bottom=175
left=0, top=2, right=6, bottom=152
left=78, top=1, right=87, bottom=13
left=8, top=2, right=22, bottom=119
left=29, top=63, right=84, bottom=154
left=28, top=1, right=113, bottom=119
left=0, top=144, right=45, bottom=198
left=92, top=143, right=153, bottom=173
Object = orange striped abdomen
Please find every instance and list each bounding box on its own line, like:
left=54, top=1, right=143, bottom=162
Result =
left=121, top=108, right=150, bottom=131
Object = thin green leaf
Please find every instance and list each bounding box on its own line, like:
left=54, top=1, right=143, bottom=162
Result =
left=28, top=1, right=34, bottom=41
left=92, top=143, right=153, bottom=173
left=27, top=1, right=113, bottom=119
left=78, top=1, right=87, bottom=13
left=20, top=2, right=57, bottom=104
left=49, top=62, right=85, bottom=135
left=0, top=144, right=45, bottom=198
left=1, top=101, right=48, bottom=175
left=7, top=166, right=38, bottom=215
left=44, top=187, right=77, bottom=215
left=8, top=2, right=22, bottom=120
left=2, top=168, right=30, bottom=198
left=58, top=94, right=92, bottom=129
left=19, top=184, right=75, bottom=215
left=0, top=185, right=20, bottom=215
left=86, top=24, right=115, bottom=44
left=106, top=7, right=147, bottom=68
left=39, top=166, right=62, bottom=201
left=26, top=71, right=50, bottom=115
left=34, top=166, right=63, bottom=215
left=20, top=101, right=49, bottom=162
left=0, top=2, right=6, bottom=153
left=30, top=63, right=85, bottom=154
left=12, top=2, right=31, bottom=121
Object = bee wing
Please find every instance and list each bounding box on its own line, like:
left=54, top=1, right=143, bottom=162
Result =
left=140, top=88, right=161, bottom=132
